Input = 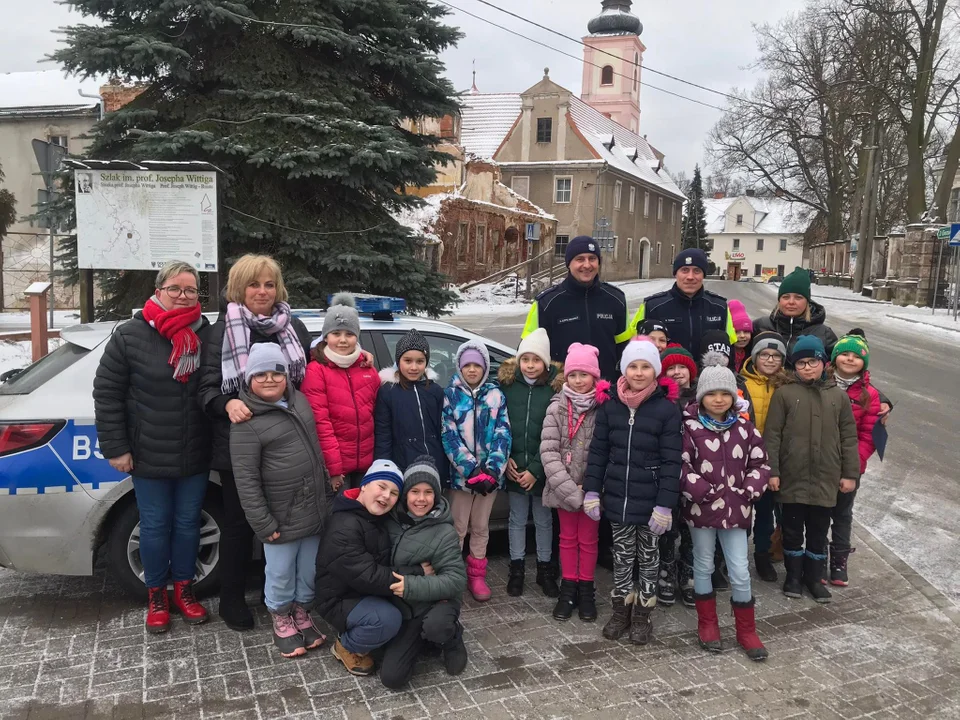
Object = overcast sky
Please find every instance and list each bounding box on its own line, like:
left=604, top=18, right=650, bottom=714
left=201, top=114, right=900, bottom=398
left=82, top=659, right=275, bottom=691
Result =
left=0, top=0, right=806, bottom=175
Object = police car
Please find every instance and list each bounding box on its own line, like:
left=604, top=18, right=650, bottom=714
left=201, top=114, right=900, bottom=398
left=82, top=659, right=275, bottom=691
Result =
left=0, top=298, right=515, bottom=598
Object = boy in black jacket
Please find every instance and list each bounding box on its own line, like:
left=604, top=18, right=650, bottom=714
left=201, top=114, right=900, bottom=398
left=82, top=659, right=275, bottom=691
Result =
left=315, top=460, right=428, bottom=677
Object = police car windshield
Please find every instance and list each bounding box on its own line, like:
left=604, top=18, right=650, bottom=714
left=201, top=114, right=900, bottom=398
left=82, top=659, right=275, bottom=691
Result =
left=0, top=342, right=88, bottom=396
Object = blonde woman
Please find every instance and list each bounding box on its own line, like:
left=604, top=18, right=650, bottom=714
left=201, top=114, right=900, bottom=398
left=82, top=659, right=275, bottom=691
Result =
left=199, top=254, right=312, bottom=631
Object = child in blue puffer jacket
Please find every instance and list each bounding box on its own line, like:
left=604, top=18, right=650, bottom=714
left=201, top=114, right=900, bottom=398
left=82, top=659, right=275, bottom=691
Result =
left=442, top=340, right=511, bottom=603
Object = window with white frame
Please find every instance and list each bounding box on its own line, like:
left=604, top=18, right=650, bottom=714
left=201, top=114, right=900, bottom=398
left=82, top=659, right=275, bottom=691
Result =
left=554, top=234, right=570, bottom=258
left=555, top=176, right=573, bottom=204
left=779, top=238, right=788, bottom=252
left=643, top=191, right=650, bottom=217
left=614, top=181, right=623, bottom=210
left=736, top=214, right=743, bottom=225
left=627, top=238, right=634, bottom=262
left=536, top=118, right=552, bottom=144
left=511, top=176, right=530, bottom=199
left=757, top=238, right=764, bottom=252
left=671, top=203, right=677, bottom=226
left=733, top=238, right=740, bottom=250
left=657, top=197, right=663, bottom=222
left=48, top=135, right=68, bottom=149
left=476, top=225, right=486, bottom=264
left=629, top=187, right=636, bottom=213
left=656, top=241, right=662, bottom=264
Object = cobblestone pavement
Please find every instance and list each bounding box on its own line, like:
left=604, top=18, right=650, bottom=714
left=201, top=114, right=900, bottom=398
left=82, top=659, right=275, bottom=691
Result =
left=1, top=524, right=958, bottom=720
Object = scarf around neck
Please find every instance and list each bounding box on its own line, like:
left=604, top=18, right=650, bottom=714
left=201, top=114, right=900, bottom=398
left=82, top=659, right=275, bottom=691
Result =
left=562, top=383, right=597, bottom=417
left=616, top=376, right=657, bottom=409
left=142, top=295, right=203, bottom=382
left=220, top=300, right=306, bottom=393
left=835, top=373, right=860, bottom=391
left=698, top=410, right=738, bottom=433
left=324, top=345, right=362, bottom=369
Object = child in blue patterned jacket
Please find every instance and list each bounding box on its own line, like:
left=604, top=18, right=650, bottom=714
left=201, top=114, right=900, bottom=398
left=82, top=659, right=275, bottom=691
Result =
left=442, top=340, right=511, bottom=602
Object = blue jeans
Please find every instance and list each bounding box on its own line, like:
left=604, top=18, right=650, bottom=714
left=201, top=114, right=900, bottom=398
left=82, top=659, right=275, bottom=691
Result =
left=508, top=492, right=553, bottom=562
left=341, top=597, right=403, bottom=655
left=262, top=535, right=322, bottom=613
left=690, top=526, right=752, bottom=603
left=132, top=473, right=209, bottom=588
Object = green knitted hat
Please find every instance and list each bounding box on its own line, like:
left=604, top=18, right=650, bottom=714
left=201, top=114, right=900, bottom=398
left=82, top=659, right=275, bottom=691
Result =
left=778, top=267, right=811, bottom=300
left=831, top=333, right=869, bottom=370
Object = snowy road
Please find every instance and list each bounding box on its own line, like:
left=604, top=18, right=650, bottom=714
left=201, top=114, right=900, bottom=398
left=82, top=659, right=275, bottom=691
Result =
left=453, top=279, right=960, bottom=607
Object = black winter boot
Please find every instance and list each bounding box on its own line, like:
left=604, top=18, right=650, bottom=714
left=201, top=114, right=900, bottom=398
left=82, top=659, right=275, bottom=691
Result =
left=552, top=579, right=578, bottom=620
left=802, top=554, right=832, bottom=603
left=506, top=559, right=525, bottom=597
left=442, top=623, right=468, bottom=676
left=629, top=604, right=654, bottom=645
left=577, top=581, right=597, bottom=622
left=657, top=540, right=678, bottom=607
left=782, top=553, right=804, bottom=599
left=829, top=548, right=854, bottom=586
left=602, top=596, right=632, bottom=640
left=218, top=592, right=254, bottom=631
left=535, top=561, right=560, bottom=598
left=754, top=552, right=779, bottom=583
left=678, top=560, right=695, bottom=608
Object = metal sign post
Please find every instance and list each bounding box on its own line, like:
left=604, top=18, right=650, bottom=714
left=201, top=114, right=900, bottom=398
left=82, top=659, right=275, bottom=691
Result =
left=950, top=225, right=960, bottom=321
left=32, top=139, right=67, bottom=329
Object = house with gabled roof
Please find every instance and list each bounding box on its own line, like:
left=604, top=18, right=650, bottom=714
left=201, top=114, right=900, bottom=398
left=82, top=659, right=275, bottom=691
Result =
left=456, top=1, right=685, bottom=282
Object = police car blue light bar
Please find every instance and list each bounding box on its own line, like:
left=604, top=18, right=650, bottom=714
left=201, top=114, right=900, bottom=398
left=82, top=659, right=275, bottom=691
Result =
left=328, top=294, right=407, bottom=314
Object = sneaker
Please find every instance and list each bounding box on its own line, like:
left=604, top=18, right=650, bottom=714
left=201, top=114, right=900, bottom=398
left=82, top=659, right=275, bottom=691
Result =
left=291, top=605, right=326, bottom=650
left=271, top=611, right=307, bottom=658
left=332, top=638, right=374, bottom=676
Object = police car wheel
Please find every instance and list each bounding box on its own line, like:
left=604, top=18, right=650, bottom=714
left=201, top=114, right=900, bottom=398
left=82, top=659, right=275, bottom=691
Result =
left=107, top=486, right=225, bottom=600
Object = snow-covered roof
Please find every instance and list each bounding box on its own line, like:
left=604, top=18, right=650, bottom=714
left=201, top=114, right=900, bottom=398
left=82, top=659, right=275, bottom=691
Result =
left=704, top=195, right=815, bottom=235
left=392, top=195, right=445, bottom=244
left=0, top=71, right=103, bottom=115
left=459, top=91, right=685, bottom=201
left=459, top=93, right=522, bottom=159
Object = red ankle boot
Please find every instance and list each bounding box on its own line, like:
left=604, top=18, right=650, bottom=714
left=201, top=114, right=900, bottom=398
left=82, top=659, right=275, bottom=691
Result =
left=694, top=591, right=722, bottom=653
left=173, top=580, right=208, bottom=625
left=731, top=598, right=768, bottom=661
left=146, top=587, right=171, bottom=634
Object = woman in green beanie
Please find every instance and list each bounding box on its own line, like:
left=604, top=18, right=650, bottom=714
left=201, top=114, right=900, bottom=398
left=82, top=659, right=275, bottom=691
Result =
left=752, top=268, right=838, bottom=356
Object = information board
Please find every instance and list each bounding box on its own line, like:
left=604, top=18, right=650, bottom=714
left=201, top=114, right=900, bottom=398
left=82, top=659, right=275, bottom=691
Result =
left=75, top=170, right=218, bottom=271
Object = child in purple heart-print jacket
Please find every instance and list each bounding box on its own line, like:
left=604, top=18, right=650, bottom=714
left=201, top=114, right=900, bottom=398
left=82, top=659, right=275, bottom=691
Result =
left=680, top=357, right=771, bottom=662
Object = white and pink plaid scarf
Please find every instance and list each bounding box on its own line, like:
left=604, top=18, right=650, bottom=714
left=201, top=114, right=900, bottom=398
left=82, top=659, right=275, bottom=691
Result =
left=220, top=301, right=306, bottom=393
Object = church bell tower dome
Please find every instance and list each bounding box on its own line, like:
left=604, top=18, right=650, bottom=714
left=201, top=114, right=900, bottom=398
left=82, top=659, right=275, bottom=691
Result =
left=587, top=0, right=642, bottom=36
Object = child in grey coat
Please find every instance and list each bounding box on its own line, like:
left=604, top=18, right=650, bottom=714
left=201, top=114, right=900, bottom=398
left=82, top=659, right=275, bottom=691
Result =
left=231, top=344, right=330, bottom=658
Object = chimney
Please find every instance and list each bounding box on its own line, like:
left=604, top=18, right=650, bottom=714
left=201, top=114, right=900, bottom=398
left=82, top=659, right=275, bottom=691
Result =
left=99, top=80, right=148, bottom=113
left=713, top=192, right=725, bottom=199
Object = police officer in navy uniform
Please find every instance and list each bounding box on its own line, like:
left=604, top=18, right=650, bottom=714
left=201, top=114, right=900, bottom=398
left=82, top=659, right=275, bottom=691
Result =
left=522, top=236, right=628, bottom=381
left=628, top=248, right=736, bottom=357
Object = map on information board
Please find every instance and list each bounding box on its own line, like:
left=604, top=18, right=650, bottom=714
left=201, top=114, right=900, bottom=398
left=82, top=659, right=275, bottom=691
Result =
left=75, top=170, right=218, bottom=271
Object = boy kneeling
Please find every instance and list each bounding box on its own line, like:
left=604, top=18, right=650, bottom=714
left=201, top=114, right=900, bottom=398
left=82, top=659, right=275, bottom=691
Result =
left=315, top=461, right=425, bottom=676
left=380, top=456, right=469, bottom=688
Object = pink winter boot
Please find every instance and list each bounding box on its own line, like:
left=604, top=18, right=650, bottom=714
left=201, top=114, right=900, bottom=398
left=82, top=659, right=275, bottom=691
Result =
left=466, top=556, right=491, bottom=602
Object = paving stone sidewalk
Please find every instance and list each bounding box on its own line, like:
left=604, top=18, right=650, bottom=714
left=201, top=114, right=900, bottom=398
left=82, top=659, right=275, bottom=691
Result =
left=1, top=524, right=958, bottom=720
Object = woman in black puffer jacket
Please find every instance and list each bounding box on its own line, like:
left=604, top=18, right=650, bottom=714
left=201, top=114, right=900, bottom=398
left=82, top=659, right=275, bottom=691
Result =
left=93, top=261, right=213, bottom=634
left=197, top=254, right=312, bottom=631
left=752, top=268, right=838, bottom=356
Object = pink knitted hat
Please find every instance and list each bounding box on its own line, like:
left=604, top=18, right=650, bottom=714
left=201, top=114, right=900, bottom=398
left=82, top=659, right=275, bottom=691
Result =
left=564, top=343, right=601, bottom=379
left=728, top=300, right=752, bottom=333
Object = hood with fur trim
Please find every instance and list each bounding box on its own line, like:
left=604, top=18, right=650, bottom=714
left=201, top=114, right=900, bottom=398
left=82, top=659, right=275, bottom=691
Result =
left=497, top=357, right=564, bottom=392
left=379, top=365, right=439, bottom=386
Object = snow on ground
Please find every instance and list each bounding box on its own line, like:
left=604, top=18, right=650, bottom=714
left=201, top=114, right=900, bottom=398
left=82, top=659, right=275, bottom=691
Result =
left=448, top=277, right=677, bottom=317
left=0, top=339, right=62, bottom=378
left=0, top=310, right=81, bottom=330
left=756, top=282, right=960, bottom=342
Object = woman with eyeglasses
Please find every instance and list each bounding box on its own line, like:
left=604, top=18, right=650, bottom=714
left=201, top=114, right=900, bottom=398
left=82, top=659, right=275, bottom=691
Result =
left=93, top=261, right=214, bottom=634
left=198, top=254, right=313, bottom=632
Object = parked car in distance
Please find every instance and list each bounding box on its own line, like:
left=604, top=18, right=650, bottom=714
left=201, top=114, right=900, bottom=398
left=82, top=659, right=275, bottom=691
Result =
left=0, top=308, right=517, bottom=598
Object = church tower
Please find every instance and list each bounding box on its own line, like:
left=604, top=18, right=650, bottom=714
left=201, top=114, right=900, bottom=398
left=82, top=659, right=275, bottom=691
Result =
left=580, top=0, right=645, bottom=134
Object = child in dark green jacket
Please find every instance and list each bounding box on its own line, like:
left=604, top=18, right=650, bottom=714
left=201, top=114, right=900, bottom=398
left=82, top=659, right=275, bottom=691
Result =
left=498, top=328, right=563, bottom=599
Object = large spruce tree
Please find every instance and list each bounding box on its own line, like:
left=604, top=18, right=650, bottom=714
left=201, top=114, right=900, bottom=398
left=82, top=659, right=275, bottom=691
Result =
left=53, top=0, right=461, bottom=317
left=680, top=165, right=708, bottom=253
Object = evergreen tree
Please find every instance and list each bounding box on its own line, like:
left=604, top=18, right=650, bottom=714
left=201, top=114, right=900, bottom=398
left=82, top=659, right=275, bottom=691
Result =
left=680, top=165, right=708, bottom=253
left=52, top=0, right=462, bottom=318
left=0, top=162, right=15, bottom=240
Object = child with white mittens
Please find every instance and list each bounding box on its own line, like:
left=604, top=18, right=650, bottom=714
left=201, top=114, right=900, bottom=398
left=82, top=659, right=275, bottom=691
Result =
left=681, top=356, right=770, bottom=661
left=540, top=343, right=611, bottom=623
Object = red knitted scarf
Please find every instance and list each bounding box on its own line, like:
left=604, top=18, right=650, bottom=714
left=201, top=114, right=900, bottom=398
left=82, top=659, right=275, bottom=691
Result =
left=141, top=298, right=202, bottom=382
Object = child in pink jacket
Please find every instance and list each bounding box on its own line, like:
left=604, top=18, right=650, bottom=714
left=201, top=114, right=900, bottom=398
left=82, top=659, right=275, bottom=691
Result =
left=827, top=332, right=881, bottom=586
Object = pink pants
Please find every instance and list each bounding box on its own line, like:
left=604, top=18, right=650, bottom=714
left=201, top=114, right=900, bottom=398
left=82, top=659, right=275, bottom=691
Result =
left=450, top=489, right=498, bottom=559
left=557, top=508, right=600, bottom=581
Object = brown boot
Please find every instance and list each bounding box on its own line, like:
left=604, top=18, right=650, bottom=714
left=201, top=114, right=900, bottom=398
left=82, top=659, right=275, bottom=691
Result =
left=770, top=527, right=784, bottom=563
left=629, top=603, right=654, bottom=645
left=602, top=596, right=632, bottom=640
left=332, top=638, right=374, bottom=676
